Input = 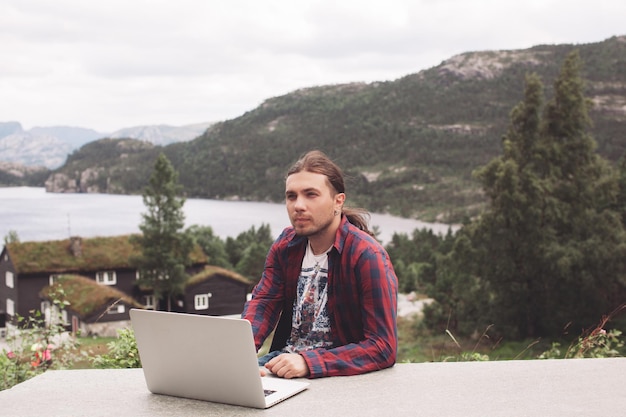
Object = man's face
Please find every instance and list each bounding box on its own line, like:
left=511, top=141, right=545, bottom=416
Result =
left=285, top=171, right=345, bottom=239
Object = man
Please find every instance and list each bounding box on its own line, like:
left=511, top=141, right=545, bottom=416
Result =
left=242, top=150, right=398, bottom=379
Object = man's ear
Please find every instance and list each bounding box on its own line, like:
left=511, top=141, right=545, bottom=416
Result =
left=335, top=192, right=346, bottom=208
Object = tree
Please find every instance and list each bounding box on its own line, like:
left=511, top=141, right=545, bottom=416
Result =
left=441, top=51, right=626, bottom=339
left=535, top=51, right=626, bottom=335
left=131, top=153, right=193, bottom=311
left=471, top=72, right=550, bottom=338
left=615, top=157, right=626, bottom=226
left=3, top=230, right=19, bottom=244
left=224, top=224, right=274, bottom=283
left=186, top=225, right=231, bottom=268
left=385, top=228, right=455, bottom=294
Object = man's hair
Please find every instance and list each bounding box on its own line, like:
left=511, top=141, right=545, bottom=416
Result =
left=287, top=150, right=373, bottom=236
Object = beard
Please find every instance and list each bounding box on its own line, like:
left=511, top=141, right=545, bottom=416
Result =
left=291, top=212, right=335, bottom=238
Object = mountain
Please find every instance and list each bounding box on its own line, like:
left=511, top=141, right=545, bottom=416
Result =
left=40, top=35, right=626, bottom=222
left=0, top=122, right=213, bottom=172
left=28, top=126, right=104, bottom=149
left=0, top=121, right=22, bottom=138
left=108, top=122, right=214, bottom=146
left=0, top=131, right=73, bottom=168
left=0, top=161, right=49, bottom=187
left=0, top=123, right=104, bottom=169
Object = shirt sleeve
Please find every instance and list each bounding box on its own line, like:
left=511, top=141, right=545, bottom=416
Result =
left=300, top=244, right=398, bottom=378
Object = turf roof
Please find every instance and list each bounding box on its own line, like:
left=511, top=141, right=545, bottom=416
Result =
left=41, top=274, right=144, bottom=317
left=186, top=265, right=252, bottom=287
left=6, top=235, right=207, bottom=274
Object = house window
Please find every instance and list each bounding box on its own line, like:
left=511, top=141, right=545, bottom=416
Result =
left=194, top=293, right=212, bottom=311
left=42, top=301, right=69, bottom=326
left=6, top=299, right=15, bottom=316
left=96, top=271, right=117, bottom=285
left=107, top=304, right=125, bottom=315
left=144, top=295, right=156, bottom=310
left=5, top=271, right=14, bottom=288
left=41, top=300, right=51, bottom=322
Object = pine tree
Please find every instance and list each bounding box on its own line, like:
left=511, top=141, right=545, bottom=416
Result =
left=131, top=153, right=193, bottom=311
left=471, top=73, right=549, bottom=337
left=536, top=51, right=626, bottom=334
left=447, top=51, right=626, bottom=339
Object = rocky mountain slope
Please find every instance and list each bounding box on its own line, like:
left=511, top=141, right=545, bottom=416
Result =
left=7, top=35, right=626, bottom=222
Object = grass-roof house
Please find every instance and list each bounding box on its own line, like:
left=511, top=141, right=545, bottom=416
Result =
left=0, top=234, right=222, bottom=336
left=184, top=266, right=252, bottom=316
left=40, top=274, right=145, bottom=337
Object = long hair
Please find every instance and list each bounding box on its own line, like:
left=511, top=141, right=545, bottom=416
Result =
left=286, top=150, right=373, bottom=236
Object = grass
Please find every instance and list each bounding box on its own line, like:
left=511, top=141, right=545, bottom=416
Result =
left=67, top=326, right=577, bottom=370
left=397, top=317, right=558, bottom=363
left=69, top=336, right=116, bottom=369
left=68, top=311, right=625, bottom=370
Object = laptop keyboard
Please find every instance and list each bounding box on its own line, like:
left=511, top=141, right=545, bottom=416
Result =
left=264, top=389, right=277, bottom=397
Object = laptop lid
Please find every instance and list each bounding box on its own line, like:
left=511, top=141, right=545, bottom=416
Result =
left=129, top=309, right=309, bottom=409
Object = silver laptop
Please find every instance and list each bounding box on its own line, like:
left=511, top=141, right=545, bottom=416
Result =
left=129, top=309, right=309, bottom=409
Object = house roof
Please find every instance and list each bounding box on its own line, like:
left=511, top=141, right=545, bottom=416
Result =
left=5, top=235, right=207, bottom=274
left=40, top=274, right=144, bottom=319
left=186, top=265, right=253, bottom=288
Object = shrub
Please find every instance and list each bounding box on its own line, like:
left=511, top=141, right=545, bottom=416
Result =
left=539, top=304, right=625, bottom=359
left=91, top=327, right=141, bottom=369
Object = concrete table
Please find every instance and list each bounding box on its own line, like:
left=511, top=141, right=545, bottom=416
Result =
left=1, top=359, right=624, bottom=416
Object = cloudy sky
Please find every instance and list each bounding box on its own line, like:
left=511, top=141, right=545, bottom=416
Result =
left=1, top=0, right=624, bottom=133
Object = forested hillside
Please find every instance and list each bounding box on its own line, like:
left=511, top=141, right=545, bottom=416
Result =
left=45, top=36, right=626, bottom=223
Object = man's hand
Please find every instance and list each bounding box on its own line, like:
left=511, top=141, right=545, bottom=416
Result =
left=264, top=353, right=310, bottom=379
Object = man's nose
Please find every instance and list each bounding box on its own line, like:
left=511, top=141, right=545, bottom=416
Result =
left=293, top=195, right=306, bottom=210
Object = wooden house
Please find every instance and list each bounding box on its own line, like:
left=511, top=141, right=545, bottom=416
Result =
left=0, top=235, right=209, bottom=332
left=184, top=266, right=252, bottom=316
left=40, top=274, right=145, bottom=337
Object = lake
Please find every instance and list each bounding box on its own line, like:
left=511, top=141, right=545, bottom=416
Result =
left=0, top=187, right=455, bottom=244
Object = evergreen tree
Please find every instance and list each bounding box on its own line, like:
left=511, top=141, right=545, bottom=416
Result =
left=224, top=224, right=273, bottom=273
left=131, top=153, right=193, bottom=311
left=536, top=51, right=626, bottom=335
left=235, top=242, right=271, bottom=285
left=444, top=51, right=626, bottom=339
left=186, top=223, right=274, bottom=285
left=615, top=157, right=626, bottom=226
left=186, top=225, right=231, bottom=268
left=471, top=72, right=549, bottom=338
left=385, top=228, right=454, bottom=294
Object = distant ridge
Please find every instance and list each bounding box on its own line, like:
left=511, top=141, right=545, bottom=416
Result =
left=0, top=121, right=213, bottom=169
left=108, top=122, right=214, bottom=146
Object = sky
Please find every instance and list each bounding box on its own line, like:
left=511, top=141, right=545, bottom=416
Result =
left=1, top=0, right=624, bottom=134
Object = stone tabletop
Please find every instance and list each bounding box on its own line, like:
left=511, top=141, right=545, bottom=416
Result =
left=1, top=358, right=624, bottom=417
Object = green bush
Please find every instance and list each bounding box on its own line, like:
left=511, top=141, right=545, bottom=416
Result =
left=91, top=328, right=141, bottom=369
left=539, top=329, right=624, bottom=359
left=0, top=345, right=36, bottom=391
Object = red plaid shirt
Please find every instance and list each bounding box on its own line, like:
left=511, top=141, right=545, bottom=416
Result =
left=242, top=216, right=398, bottom=378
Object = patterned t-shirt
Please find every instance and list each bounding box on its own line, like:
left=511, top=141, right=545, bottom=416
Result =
left=284, top=242, right=333, bottom=353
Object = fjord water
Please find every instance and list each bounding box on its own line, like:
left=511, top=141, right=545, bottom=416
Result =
left=0, top=187, right=454, bottom=244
